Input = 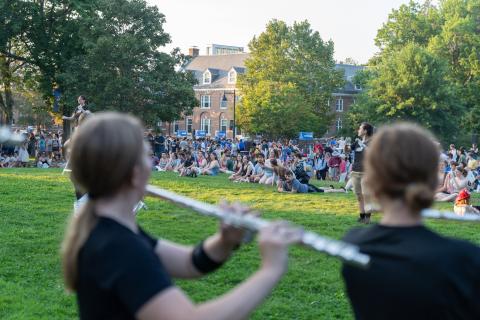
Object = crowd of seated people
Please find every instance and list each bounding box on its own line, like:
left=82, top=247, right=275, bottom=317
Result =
left=435, top=143, right=480, bottom=202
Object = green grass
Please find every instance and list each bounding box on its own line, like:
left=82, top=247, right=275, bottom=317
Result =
left=1, top=169, right=479, bottom=319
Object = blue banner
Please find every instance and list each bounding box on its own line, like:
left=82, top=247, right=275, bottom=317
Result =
left=177, top=130, right=188, bottom=137
left=195, top=130, right=206, bottom=138
left=216, top=131, right=226, bottom=138
left=299, top=132, right=314, bottom=140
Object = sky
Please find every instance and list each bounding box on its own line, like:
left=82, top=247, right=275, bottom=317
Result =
left=148, top=0, right=426, bottom=64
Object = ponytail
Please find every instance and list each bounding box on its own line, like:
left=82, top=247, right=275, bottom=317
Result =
left=404, top=183, right=434, bottom=213
left=61, top=200, right=97, bottom=292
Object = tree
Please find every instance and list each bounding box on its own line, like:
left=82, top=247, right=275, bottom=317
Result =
left=0, top=0, right=197, bottom=128
left=428, top=0, right=480, bottom=135
left=58, top=0, right=197, bottom=126
left=375, top=0, right=440, bottom=53
left=237, top=20, right=344, bottom=138
left=347, top=43, right=457, bottom=142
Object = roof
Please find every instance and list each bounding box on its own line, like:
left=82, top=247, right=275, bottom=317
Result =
left=335, top=64, right=365, bottom=93
left=184, top=53, right=364, bottom=92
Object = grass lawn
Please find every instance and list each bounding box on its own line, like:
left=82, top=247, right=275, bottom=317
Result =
left=1, top=169, right=479, bottom=319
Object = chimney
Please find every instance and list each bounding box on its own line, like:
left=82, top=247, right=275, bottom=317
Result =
left=188, top=46, right=199, bottom=57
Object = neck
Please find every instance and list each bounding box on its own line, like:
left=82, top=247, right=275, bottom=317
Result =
left=94, top=189, right=139, bottom=232
left=380, top=198, right=423, bottom=227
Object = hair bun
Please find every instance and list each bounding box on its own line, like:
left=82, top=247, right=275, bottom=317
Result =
left=405, top=183, right=434, bottom=212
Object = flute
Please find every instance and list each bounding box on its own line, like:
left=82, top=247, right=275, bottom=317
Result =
left=145, top=184, right=371, bottom=269
left=422, top=209, right=480, bottom=222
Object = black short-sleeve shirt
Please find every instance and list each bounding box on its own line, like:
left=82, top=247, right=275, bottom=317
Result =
left=77, top=217, right=173, bottom=320
left=342, top=224, right=480, bottom=320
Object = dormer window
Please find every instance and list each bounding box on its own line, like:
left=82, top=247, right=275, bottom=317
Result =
left=228, top=70, right=237, bottom=84
left=354, top=84, right=362, bottom=90
left=203, top=71, right=211, bottom=84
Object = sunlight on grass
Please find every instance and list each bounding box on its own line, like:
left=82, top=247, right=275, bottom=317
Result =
left=1, top=169, right=479, bottom=319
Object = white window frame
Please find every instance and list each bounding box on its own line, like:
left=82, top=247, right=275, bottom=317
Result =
left=336, top=118, right=342, bottom=131
left=201, top=118, right=211, bottom=135
left=335, top=98, right=344, bottom=112
left=228, top=70, right=237, bottom=84
left=220, top=119, right=228, bottom=132
left=203, top=71, right=211, bottom=84
left=220, top=96, right=228, bottom=109
left=200, top=95, right=211, bottom=109
left=186, top=118, right=193, bottom=133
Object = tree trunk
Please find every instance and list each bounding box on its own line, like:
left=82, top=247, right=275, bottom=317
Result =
left=0, top=55, right=14, bottom=125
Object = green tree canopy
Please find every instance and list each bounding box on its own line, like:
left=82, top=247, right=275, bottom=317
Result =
left=237, top=20, right=344, bottom=138
left=349, top=0, right=480, bottom=144
left=348, top=43, right=457, bottom=142
left=0, top=0, right=197, bottom=127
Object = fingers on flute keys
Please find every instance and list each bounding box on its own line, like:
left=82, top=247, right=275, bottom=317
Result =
left=218, top=201, right=258, bottom=246
left=258, top=222, right=303, bottom=273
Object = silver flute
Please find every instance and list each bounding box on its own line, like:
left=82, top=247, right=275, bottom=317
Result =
left=422, top=209, right=480, bottom=222
left=145, top=185, right=371, bottom=269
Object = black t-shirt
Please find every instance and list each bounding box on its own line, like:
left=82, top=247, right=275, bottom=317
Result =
left=77, top=217, right=172, bottom=320
left=184, top=156, right=194, bottom=167
left=342, top=224, right=480, bottom=320
left=351, top=139, right=369, bottom=172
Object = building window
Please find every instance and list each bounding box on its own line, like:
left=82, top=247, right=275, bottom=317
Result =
left=201, top=117, right=211, bottom=134
left=203, top=71, right=211, bottom=84
left=229, top=120, right=234, bottom=130
left=355, top=84, right=362, bottom=90
left=173, top=120, right=179, bottom=133
left=228, top=70, right=237, bottom=84
left=157, top=121, right=162, bottom=127
left=220, top=96, right=228, bottom=109
left=353, top=98, right=356, bottom=105
left=327, top=99, right=330, bottom=107
left=187, top=118, right=193, bottom=133
left=336, top=118, right=342, bottom=131
left=336, top=98, right=344, bottom=112
left=220, top=119, right=228, bottom=132
left=201, top=95, right=211, bottom=108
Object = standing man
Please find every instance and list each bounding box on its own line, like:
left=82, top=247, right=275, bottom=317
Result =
left=351, top=122, right=374, bottom=224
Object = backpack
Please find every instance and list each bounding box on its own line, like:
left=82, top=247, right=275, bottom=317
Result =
left=294, top=161, right=309, bottom=183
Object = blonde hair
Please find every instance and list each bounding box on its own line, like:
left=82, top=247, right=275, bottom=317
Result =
left=364, top=123, right=440, bottom=213
left=61, top=112, right=145, bottom=291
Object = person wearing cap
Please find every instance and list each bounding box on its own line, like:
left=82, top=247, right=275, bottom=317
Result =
left=453, top=189, right=480, bottom=216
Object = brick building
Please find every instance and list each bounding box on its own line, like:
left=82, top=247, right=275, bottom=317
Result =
left=160, top=45, right=364, bottom=138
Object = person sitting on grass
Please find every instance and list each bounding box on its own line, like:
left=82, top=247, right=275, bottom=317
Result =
left=201, top=152, right=220, bottom=176
left=279, top=170, right=346, bottom=193
left=235, top=155, right=255, bottom=182
left=229, top=155, right=250, bottom=181
left=453, top=189, right=480, bottom=216
left=436, top=166, right=469, bottom=202
left=249, top=153, right=265, bottom=183
left=173, top=152, right=185, bottom=173
left=259, top=151, right=277, bottom=185
left=165, top=153, right=179, bottom=171
left=220, top=153, right=235, bottom=174
left=156, top=153, right=169, bottom=171
left=179, top=152, right=196, bottom=177
left=37, top=152, right=51, bottom=168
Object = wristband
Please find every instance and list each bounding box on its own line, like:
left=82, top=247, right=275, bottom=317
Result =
left=192, top=241, right=224, bottom=274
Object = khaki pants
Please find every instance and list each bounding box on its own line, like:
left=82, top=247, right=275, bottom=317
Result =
left=350, top=171, right=378, bottom=213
